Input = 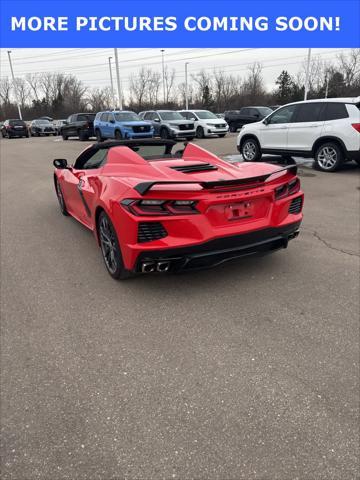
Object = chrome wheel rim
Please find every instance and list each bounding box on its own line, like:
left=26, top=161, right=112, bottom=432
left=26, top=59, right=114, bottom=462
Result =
left=56, top=181, right=65, bottom=211
left=317, top=146, right=337, bottom=169
left=243, top=141, right=257, bottom=161
left=99, top=216, right=118, bottom=274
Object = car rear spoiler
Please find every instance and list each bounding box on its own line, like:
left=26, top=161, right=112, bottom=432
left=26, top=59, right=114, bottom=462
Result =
left=134, top=164, right=297, bottom=195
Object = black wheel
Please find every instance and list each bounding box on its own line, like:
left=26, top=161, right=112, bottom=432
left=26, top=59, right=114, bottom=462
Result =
left=196, top=126, right=205, bottom=139
left=229, top=123, right=237, bottom=133
left=98, top=211, right=132, bottom=280
left=78, top=130, right=88, bottom=141
left=114, top=130, right=122, bottom=140
left=218, top=134, right=226, bottom=138
left=55, top=179, right=69, bottom=216
left=160, top=128, right=169, bottom=139
left=314, top=142, right=344, bottom=172
left=62, top=133, right=68, bottom=141
left=25, top=133, right=29, bottom=138
left=354, top=159, right=360, bottom=167
left=95, top=129, right=103, bottom=142
left=241, top=138, right=262, bottom=162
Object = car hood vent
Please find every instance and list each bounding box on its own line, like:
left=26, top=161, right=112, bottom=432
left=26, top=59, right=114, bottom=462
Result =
left=171, top=163, right=218, bottom=173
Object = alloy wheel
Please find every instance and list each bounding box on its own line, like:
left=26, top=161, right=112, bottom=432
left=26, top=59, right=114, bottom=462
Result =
left=242, top=141, right=257, bottom=161
left=99, top=215, right=118, bottom=275
left=317, top=146, right=338, bottom=170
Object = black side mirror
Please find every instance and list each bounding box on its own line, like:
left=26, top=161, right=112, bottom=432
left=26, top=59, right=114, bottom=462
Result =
left=109, top=119, right=115, bottom=124
left=263, top=118, right=269, bottom=125
left=53, top=158, right=68, bottom=169
left=154, top=118, right=160, bottom=122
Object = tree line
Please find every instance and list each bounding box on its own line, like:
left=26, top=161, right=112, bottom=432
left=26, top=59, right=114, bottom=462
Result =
left=1, top=49, right=359, bottom=121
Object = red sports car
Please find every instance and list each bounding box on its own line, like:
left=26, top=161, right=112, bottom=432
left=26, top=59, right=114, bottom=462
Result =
left=53, top=140, right=303, bottom=279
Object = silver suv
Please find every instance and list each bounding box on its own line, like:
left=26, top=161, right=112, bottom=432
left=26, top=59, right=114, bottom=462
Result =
left=139, top=110, right=195, bottom=140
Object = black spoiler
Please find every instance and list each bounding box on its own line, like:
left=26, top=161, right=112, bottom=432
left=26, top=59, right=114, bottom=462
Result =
left=134, top=164, right=297, bottom=195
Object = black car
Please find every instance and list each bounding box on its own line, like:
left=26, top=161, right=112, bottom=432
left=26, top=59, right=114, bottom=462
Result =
left=224, top=107, right=273, bottom=132
left=1, top=119, right=29, bottom=138
left=61, top=113, right=95, bottom=141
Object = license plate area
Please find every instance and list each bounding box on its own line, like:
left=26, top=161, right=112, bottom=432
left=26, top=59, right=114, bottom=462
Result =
left=206, top=198, right=270, bottom=226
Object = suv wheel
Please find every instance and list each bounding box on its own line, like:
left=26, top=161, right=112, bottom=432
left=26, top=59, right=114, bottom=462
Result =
left=96, top=129, right=103, bottom=142
left=78, top=130, right=88, bottom=141
left=62, top=133, right=68, bottom=141
left=160, top=128, right=169, bottom=139
left=241, top=138, right=262, bottom=162
left=314, top=142, right=343, bottom=172
left=229, top=123, right=237, bottom=133
left=196, top=126, right=205, bottom=139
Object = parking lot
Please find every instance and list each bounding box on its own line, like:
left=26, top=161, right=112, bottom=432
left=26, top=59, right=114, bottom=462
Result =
left=1, top=134, right=359, bottom=479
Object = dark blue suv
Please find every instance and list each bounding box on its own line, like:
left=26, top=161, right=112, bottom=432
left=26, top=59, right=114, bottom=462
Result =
left=94, top=111, right=154, bottom=142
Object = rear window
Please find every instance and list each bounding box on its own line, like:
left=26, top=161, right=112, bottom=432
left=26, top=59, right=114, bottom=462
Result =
left=321, top=103, right=349, bottom=121
left=293, top=103, right=323, bottom=123
left=77, top=114, right=95, bottom=122
left=129, top=144, right=173, bottom=159
left=9, top=120, right=26, bottom=126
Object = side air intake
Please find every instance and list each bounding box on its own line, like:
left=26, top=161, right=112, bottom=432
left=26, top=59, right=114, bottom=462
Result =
left=138, top=222, right=168, bottom=243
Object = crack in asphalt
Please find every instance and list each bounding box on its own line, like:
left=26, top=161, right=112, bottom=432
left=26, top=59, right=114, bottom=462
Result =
left=303, top=227, right=359, bottom=257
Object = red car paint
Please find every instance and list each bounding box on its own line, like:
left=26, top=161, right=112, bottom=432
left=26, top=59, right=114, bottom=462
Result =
left=53, top=140, right=303, bottom=276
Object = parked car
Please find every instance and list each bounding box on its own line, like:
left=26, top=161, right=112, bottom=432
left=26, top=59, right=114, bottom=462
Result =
left=53, top=139, right=303, bottom=280
left=237, top=97, right=360, bottom=172
left=178, top=110, right=229, bottom=138
left=1, top=119, right=29, bottom=138
left=30, top=119, right=56, bottom=136
left=94, top=111, right=154, bottom=142
left=139, top=110, right=195, bottom=140
left=61, top=113, right=95, bottom=141
left=216, top=113, right=225, bottom=119
left=225, top=107, right=273, bottom=132
left=53, top=119, right=67, bottom=135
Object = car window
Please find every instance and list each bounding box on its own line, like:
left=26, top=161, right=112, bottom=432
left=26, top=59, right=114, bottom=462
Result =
left=77, top=114, right=95, bottom=122
left=241, top=108, right=250, bottom=116
left=178, top=112, right=188, bottom=119
left=144, top=112, right=152, bottom=120
left=75, top=149, right=108, bottom=170
left=268, top=105, right=297, bottom=124
left=249, top=108, right=259, bottom=117
left=194, top=111, right=217, bottom=119
left=159, top=111, right=183, bottom=121
left=114, top=112, right=140, bottom=122
left=321, top=103, right=349, bottom=121
left=9, top=120, right=26, bottom=126
left=293, top=103, right=323, bottom=123
left=100, top=113, right=108, bottom=122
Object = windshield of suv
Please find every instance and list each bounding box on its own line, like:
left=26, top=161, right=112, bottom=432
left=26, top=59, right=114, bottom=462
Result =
left=77, top=114, right=95, bottom=122
left=114, top=112, right=140, bottom=122
left=257, top=107, right=273, bottom=116
left=9, top=120, right=26, bottom=126
left=194, top=111, right=218, bottom=120
left=159, top=111, right=184, bottom=121
left=37, top=120, right=51, bottom=125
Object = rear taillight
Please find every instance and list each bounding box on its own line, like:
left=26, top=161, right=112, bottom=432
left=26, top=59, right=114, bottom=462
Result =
left=351, top=123, right=360, bottom=133
left=275, top=178, right=300, bottom=200
left=121, top=199, right=199, bottom=216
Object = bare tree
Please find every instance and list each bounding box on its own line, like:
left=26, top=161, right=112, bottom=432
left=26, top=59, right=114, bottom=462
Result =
left=14, top=78, right=30, bottom=107
left=0, top=77, right=12, bottom=105
left=164, top=67, right=176, bottom=103
left=337, top=49, right=360, bottom=87
left=87, top=87, right=113, bottom=112
left=241, top=63, right=265, bottom=104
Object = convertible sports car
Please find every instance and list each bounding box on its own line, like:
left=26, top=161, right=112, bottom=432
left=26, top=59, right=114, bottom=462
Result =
left=53, top=139, right=304, bottom=279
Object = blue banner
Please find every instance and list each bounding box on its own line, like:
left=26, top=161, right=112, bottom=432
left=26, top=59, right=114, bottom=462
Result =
left=0, top=0, right=359, bottom=48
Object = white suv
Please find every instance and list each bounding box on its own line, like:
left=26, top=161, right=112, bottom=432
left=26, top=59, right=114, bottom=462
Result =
left=237, top=97, right=360, bottom=172
left=178, top=110, right=229, bottom=138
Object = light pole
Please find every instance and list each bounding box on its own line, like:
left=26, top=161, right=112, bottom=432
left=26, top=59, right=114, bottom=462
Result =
left=304, top=48, right=312, bottom=101
left=185, top=62, right=189, bottom=110
left=7, top=51, right=22, bottom=119
left=324, top=73, right=329, bottom=98
left=108, top=57, right=116, bottom=110
left=161, top=49, right=166, bottom=105
left=114, top=48, right=123, bottom=110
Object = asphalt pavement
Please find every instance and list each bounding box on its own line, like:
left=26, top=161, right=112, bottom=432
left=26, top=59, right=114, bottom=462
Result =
left=1, top=134, right=359, bottom=480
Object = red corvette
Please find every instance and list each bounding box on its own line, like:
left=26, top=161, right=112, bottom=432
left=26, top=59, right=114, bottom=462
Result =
left=53, top=140, right=304, bottom=279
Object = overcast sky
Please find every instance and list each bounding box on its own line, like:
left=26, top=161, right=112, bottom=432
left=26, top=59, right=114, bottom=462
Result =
left=0, top=48, right=349, bottom=97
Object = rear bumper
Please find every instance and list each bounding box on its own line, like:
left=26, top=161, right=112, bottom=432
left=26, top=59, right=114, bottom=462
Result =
left=134, top=221, right=301, bottom=273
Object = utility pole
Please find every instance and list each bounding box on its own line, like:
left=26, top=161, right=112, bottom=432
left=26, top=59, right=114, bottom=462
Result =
left=161, top=49, right=166, bottom=105
left=185, top=62, right=189, bottom=110
left=304, top=48, right=312, bottom=100
left=7, top=51, right=22, bottom=119
left=108, top=57, right=116, bottom=110
left=114, top=48, right=123, bottom=110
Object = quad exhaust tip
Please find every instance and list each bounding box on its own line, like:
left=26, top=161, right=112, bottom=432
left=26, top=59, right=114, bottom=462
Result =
left=141, top=261, right=171, bottom=273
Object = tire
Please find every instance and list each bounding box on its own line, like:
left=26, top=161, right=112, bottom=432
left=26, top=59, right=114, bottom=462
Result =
left=97, top=211, right=132, bottom=280
left=25, top=133, right=29, bottom=138
left=114, top=130, right=122, bottom=140
left=354, top=159, right=360, bottom=167
left=55, top=178, right=69, bottom=216
left=241, top=138, right=262, bottom=162
left=160, top=128, right=169, bottom=139
left=314, top=142, right=344, bottom=172
left=78, top=130, right=88, bottom=141
left=62, top=133, right=68, bottom=141
left=95, top=129, right=104, bottom=142
left=196, top=126, right=205, bottom=139
left=229, top=123, right=237, bottom=133
left=218, top=134, right=226, bottom=138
